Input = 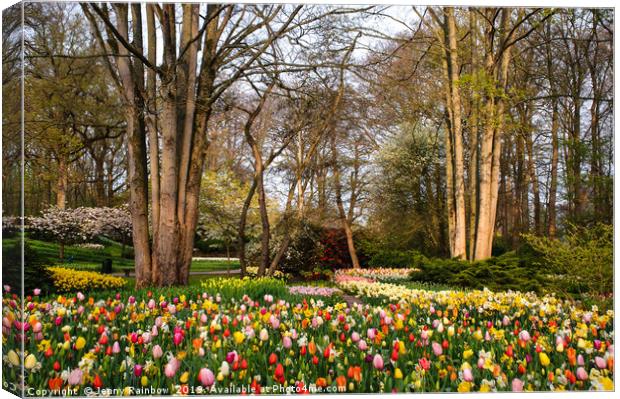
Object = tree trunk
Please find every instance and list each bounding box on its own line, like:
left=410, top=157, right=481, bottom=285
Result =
left=547, top=101, right=559, bottom=238
left=331, top=135, right=360, bottom=269
left=445, top=8, right=467, bottom=259
left=112, top=4, right=152, bottom=288
left=56, top=155, right=68, bottom=209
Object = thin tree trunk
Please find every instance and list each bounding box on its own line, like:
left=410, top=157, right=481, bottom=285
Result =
left=56, top=155, right=68, bottom=209
left=331, top=135, right=360, bottom=269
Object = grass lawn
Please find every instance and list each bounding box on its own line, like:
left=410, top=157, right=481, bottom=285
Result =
left=3, top=236, right=239, bottom=274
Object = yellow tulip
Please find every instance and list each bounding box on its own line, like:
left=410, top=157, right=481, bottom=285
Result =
left=7, top=350, right=20, bottom=367
left=24, top=354, right=37, bottom=369
left=180, top=372, right=189, bottom=384
left=141, top=376, right=149, bottom=387
left=75, top=336, right=86, bottom=350
left=233, top=331, right=245, bottom=345
left=539, top=352, right=550, bottom=367
left=394, top=368, right=403, bottom=379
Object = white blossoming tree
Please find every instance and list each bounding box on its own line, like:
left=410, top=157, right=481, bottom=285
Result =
left=29, top=206, right=132, bottom=259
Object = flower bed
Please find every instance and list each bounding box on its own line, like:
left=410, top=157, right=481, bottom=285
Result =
left=47, top=266, right=126, bottom=292
left=288, top=286, right=342, bottom=297
left=335, top=268, right=416, bottom=283
left=2, top=278, right=614, bottom=395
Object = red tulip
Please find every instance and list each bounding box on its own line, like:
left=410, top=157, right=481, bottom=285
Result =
left=505, top=345, right=514, bottom=358
left=269, top=353, right=278, bottom=365
left=53, top=361, right=61, bottom=372
left=93, top=374, right=103, bottom=389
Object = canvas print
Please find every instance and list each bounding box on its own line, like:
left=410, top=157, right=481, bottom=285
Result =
left=1, top=1, right=615, bottom=396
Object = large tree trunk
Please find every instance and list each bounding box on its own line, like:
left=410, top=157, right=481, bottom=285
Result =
left=112, top=4, right=152, bottom=288
left=445, top=8, right=467, bottom=259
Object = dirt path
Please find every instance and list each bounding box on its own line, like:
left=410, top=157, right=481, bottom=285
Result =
left=342, top=293, right=364, bottom=307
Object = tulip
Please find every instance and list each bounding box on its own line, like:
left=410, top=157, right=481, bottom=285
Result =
left=367, top=328, right=376, bottom=340
left=373, top=354, right=384, bottom=370
left=595, top=356, right=607, bottom=369
left=199, top=368, right=215, bottom=387
left=259, top=328, right=269, bottom=341
left=519, top=330, right=531, bottom=342
left=577, top=354, right=585, bottom=366
left=164, top=361, right=177, bottom=378
left=432, top=341, right=443, bottom=356
left=351, top=331, right=360, bottom=342
left=75, top=336, right=86, bottom=350
left=220, top=361, right=230, bottom=376
left=283, top=335, right=292, bottom=349
left=33, top=288, right=41, bottom=296
left=24, top=354, right=37, bottom=369
left=358, top=340, right=368, bottom=351
left=462, top=367, right=473, bottom=382
left=394, top=368, right=403, bottom=379
left=539, top=352, right=550, bottom=366
left=173, top=332, right=184, bottom=346
left=68, top=368, right=83, bottom=385
left=112, top=341, right=121, bottom=354
left=511, top=378, right=524, bottom=392
left=134, top=364, right=143, bottom=377
left=269, top=353, right=278, bottom=365
left=576, top=367, right=588, bottom=381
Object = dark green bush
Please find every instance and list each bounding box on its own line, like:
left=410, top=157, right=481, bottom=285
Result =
left=368, top=249, right=429, bottom=268
left=410, top=251, right=545, bottom=293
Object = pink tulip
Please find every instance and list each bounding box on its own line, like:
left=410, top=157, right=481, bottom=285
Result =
left=164, top=358, right=179, bottom=378
left=367, top=328, right=376, bottom=340
left=419, top=358, right=431, bottom=371
left=511, top=378, right=524, bottom=392
left=33, top=288, right=41, bottom=296
left=351, top=332, right=360, bottom=342
left=477, top=357, right=485, bottom=369
left=283, top=336, right=292, bottom=349
left=112, top=341, right=121, bottom=354
left=129, top=296, right=136, bottom=304
left=148, top=299, right=156, bottom=309
left=595, top=356, right=607, bottom=369
left=199, top=368, right=215, bottom=387
left=576, top=367, right=588, bottom=381
left=173, top=332, right=184, bottom=346
left=77, top=292, right=85, bottom=301
left=68, top=368, right=83, bottom=385
left=463, top=367, right=474, bottom=382
left=373, top=354, right=384, bottom=370
left=358, top=340, right=368, bottom=351
left=519, top=330, right=530, bottom=342
left=577, top=354, right=585, bottom=366
left=152, top=345, right=163, bottom=359
left=432, top=341, right=443, bottom=356
left=226, top=351, right=238, bottom=363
